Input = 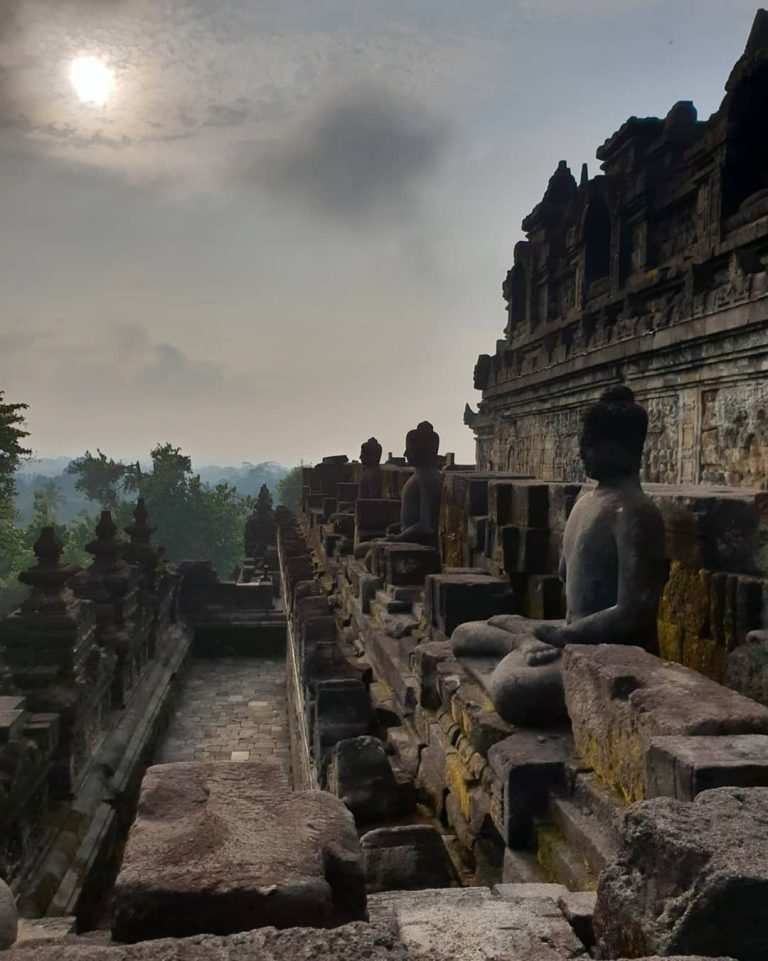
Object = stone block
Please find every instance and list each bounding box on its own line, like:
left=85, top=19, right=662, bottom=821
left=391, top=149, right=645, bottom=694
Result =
left=355, top=499, right=401, bottom=541
left=557, top=890, right=597, bottom=951
left=5, top=923, right=407, bottom=960
left=493, top=882, right=568, bottom=901
left=313, top=679, right=370, bottom=756
left=526, top=575, right=565, bottom=619
left=325, top=736, right=415, bottom=824
left=595, top=786, right=768, bottom=961
left=337, top=482, right=360, bottom=503
left=468, top=478, right=490, bottom=516
left=361, top=825, right=458, bottom=893
left=368, top=886, right=586, bottom=961
left=563, top=644, right=768, bottom=803
left=500, top=526, right=550, bottom=575
left=646, top=734, right=768, bottom=800
left=0, top=879, right=17, bottom=950
left=487, top=730, right=570, bottom=848
left=424, top=573, right=517, bottom=638
left=383, top=544, right=441, bottom=587
left=727, top=629, right=768, bottom=705
left=112, top=761, right=366, bottom=942
left=508, top=483, right=550, bottom=529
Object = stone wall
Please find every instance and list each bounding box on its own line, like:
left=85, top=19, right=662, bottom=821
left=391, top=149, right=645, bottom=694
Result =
left=468, top=13, right=768, bottom=489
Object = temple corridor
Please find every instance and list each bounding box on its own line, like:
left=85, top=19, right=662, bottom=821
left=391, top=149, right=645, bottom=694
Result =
left=152, top=655, right=292, bottom=789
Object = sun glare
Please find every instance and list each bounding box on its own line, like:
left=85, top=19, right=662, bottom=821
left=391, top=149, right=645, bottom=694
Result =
left=69, top=56, right=115, bottom=107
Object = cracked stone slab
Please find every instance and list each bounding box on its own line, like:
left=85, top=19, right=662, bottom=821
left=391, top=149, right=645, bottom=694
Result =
left=368, top=887, right=587, bottom=960
left=112, top=761, right=366, bottom=942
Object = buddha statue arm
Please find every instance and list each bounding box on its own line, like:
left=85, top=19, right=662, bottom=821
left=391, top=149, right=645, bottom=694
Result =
left=534, top=503, right=665, bottom=649
left=390, top=480, right=438, bottom=544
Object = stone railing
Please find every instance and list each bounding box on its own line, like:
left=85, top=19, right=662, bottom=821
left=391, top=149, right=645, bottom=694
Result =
left=0, top=505, right=185, bottom=916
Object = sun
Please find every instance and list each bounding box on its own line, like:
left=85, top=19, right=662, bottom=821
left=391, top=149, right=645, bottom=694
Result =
left=69, top=56, right=115, bottom=107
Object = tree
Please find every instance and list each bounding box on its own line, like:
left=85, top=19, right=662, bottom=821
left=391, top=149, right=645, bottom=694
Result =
left=67, top=449, right=134, bottom=508
left=277, top=466, right=304, bottom=512
left=0, top=391, right=31, bottom=597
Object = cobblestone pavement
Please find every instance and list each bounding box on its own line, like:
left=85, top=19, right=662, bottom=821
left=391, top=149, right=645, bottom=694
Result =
left=154, top=657, right=291, bottom=788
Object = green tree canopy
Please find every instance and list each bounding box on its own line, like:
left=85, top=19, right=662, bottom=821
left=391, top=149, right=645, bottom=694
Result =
left=277, top=466, right=304, bottom=512
left=67, top=449, right=135, bottom=508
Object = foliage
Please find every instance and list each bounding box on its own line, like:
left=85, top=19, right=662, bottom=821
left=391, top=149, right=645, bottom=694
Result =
left=277, top=466, right=305, bottom=512
left=0, top=391, right=30, bottom=504
left=67, top=449, right=135, bottom=508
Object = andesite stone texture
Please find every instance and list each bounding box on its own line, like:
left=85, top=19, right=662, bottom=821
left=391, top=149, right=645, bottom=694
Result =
left=5, top=921, right=408, bottom=960
left=325, top=736, right=415, bottom=824
left=362, top=825, right=458, bottom=893
left=646, top=733, right=768, bottom=801
left=563, top=644, right=768, bottom=802
left=0, top=878, right=18, bottom=950
left=368, top=886, right=587, bottom=960
left=594, top=786, right=768, bottom=961
left=112, top=761, right=366, bottom=942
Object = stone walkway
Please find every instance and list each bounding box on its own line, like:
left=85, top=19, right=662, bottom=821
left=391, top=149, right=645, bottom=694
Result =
left=154, top=657, right=291, bottom=788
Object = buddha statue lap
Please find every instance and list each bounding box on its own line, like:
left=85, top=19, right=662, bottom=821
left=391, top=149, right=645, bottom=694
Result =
left=452, top=386, right=667, bottom=726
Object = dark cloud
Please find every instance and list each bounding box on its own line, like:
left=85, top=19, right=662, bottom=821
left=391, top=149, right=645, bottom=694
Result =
left=254, top=87, right=449, bottom=221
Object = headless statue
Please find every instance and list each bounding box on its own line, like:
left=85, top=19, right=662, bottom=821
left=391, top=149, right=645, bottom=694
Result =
left=452, top=386, right=667, bottom=725
left=359, top=437, right=384, bottom=499
left=386, top=421, right=443, bottom=547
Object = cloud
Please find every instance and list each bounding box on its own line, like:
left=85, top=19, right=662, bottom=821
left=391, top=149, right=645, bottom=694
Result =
left=253, top=86, right=449, bottom=221
left=138, top=341, right=225, bottom=395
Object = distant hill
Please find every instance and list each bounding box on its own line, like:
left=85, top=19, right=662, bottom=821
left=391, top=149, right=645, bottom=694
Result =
left=197, top=462, right=288, bottom=498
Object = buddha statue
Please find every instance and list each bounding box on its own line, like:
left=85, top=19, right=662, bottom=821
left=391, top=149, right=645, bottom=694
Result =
left=359, top=437, right=383, bottom=499
left=452, top=386, right=667, bottom=726
left=385, top=421, right=443, bottom=547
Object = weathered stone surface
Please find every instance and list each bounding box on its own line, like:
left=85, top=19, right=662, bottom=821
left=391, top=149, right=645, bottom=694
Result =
left=557, top=891, right=597, bottom=952
left=8, top=921, right=407, bottom=960
left=493, top=882, right=568, bottom=901
left=487, top=729, right=570, bottom=847
left=362, top=825, right=458, bottom=893
left=112, top=761, right=366, bottom=942
left=369, top=887, right=587, bottom=960
left=595, top=786, right=768, bottom=961
left=646, top=734, right=768, bottom=800
left=563, top=645, right=768, bottom=802
left=425, top=574, right=517, bottom=638
left=325, top=736, right=415, bottom=824
left=727, top=630, right=768, bottom=706
left=0, top=878, right=18, bottom=949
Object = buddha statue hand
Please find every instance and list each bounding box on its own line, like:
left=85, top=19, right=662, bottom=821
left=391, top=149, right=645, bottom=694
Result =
left=532, top=622, right=569, bottom=648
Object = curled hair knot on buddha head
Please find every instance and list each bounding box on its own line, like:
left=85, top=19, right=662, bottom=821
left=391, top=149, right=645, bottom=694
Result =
left=405, top=421, right=440, bottom=468
left=580, top=386, right=648, bottom=480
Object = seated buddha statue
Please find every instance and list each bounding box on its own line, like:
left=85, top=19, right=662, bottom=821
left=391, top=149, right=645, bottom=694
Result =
left=354, top=421, right=443, bottom=560
left=359, top=437, right=384, bottom=499
left=451, top=386, right=667, bottom=726
left=385, top=421, right=443, bottom=547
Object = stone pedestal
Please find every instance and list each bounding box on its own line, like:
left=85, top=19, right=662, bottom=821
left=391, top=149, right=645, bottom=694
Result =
left=112, top=761, right=366, bottom=942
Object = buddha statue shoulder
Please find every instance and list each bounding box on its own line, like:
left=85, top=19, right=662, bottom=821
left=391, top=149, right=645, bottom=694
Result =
left=452, top=386, right=667, bottom=725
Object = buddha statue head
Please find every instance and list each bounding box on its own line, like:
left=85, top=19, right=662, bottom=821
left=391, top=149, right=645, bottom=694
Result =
left=360, top=437, right=383, bottom=469
left=404, top=421, right=440, bottom=470
left=579, top=385, right=648, bottom=482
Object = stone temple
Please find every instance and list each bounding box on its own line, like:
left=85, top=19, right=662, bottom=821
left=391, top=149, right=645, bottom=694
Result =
left=2, top=13, right=768, bottom=961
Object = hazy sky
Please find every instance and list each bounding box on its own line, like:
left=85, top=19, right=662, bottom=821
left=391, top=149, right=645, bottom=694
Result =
left=0, top=0, right=761, bottom=467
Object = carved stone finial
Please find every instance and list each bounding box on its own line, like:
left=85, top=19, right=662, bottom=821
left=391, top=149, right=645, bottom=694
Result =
left=580, top=163, right=589, bottom=187
left=125, top=497, right=156, bottom=547
left=86, top=511, right=123, bottom=570
left=18, top=525, right=78, bottom=613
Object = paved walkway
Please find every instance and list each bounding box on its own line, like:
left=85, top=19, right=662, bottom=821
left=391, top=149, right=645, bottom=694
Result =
left=154, top=656, right=291, bottom=788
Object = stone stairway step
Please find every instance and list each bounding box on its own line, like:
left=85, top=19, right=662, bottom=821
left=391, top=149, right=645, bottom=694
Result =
left=536, top=824, right=593, bottom=891
left=550, top=795, right=619, bottom=878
